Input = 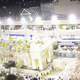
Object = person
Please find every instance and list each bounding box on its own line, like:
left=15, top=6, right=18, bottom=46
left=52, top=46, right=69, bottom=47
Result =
left=32, top=77, right=38, bottom=80
left=6, top=74, right=17, bottom=80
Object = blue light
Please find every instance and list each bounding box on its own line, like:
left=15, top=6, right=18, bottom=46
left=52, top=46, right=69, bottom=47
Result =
left=30, top=34, right=33, bottom=40
left=9, top=34, right=25, bottom=37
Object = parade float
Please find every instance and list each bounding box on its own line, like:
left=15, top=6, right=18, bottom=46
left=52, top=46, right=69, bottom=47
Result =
left=0, top=13, right=80, bottom=80
left=0, top=29, right=56, bottom=70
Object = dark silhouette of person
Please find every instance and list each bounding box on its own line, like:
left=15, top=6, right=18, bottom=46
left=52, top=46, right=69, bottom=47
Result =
left=6, top=74, right=17, bottom=80
left=32, top=77, right=38, bottom=80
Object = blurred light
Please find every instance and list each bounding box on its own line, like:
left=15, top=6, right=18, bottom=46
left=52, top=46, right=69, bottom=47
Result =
left=7, top=17, right=14, bottom=25
left=35, top=16, right=42, bottom=22
left=68, top=14, right=77, bottom=24
left=51, top=15, right=59, bottom=24
left=21, top=17, right=27, bottom=24
left=0, top=21, right=1, bottom=25
left=29, top=16, right=33, bottom=21
left=35, top=16, right=43, bottom=25
left=51, top=15, right=58, bottom=21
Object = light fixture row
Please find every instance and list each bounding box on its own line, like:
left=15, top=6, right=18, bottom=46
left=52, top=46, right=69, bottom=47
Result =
left=0, top=14, right=78, bottom=25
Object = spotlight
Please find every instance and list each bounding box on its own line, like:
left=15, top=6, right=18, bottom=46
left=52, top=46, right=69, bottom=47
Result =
left=51, top=15, right=59, bottom=24
left=7, top=17, right=14, bottom=25
left=68, top=14, right=77, bottom=24
left=29, top=16, right=33, bottom=21
left=0, top=21, right=2, bottom=25
left=51, top=15, right=58, bottom=21
left=21, top=17, right=27, bottom=24
left=35, top=16, right=42, bottom=22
